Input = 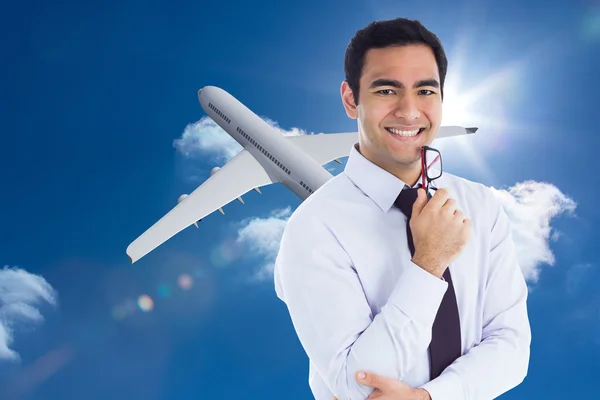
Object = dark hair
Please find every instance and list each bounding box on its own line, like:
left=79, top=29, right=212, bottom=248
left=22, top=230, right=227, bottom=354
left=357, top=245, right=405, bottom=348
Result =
left=344, top=17, right=448, bottom=104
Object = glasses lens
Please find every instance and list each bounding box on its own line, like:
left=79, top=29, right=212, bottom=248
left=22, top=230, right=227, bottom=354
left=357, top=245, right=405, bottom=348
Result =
left=424, top=148, right=442, bottom=180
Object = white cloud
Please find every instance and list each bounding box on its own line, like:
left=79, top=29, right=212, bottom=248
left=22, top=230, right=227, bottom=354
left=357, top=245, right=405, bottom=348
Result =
left=260, top=116, right=310, bottom=138
left=172, top=115, right=310, bottom=167
left=0, top=266, right=57, bottom=361
left=233, top=181, right=576, bottom=285
left=175, top=116, right=576, bottom=285
left=173, top=117, right=243, bottom=165
left=489, top=180, right=577, bottom=283
left=235, top=207, right=293, bottom=281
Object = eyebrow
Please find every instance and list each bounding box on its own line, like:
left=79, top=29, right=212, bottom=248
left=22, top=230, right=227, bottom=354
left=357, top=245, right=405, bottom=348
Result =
left=369, top=78, right=440, bottom=89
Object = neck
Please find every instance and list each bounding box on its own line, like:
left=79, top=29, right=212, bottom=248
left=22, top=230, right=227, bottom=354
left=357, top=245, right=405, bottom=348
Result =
left=390, top=164, right=422, bottom=188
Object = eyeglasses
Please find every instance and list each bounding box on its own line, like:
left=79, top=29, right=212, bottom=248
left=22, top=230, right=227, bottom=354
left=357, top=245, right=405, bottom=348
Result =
left=420, top=146, right=442, bottom=196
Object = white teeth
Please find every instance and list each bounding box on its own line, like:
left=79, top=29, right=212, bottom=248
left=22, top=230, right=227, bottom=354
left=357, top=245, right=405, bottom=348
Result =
left=388, top=128, right=421, bottom=136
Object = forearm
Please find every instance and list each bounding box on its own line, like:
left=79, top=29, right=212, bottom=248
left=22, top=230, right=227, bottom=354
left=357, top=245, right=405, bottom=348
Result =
left=276, top=207, right=450, bottom=400
left=420, top=191, right=532, bottom=399
left=282, top=259, right=448, bottom=400
left=420, top=313, right=531, bottom=400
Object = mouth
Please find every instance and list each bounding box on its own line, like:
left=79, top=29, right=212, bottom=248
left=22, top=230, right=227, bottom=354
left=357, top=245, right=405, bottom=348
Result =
left=385, top=127, right=425, bottom=140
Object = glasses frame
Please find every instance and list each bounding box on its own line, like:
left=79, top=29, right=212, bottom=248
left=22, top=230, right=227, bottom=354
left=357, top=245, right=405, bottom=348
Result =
left=420, top=146, right=443, bottom=196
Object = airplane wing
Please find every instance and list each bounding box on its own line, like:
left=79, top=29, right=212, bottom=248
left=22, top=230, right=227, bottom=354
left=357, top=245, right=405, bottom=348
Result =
left=286, top=126, right=477, bottom=165
left=126, top=149, right=277, bottom=263
left=286, top=132, right=358, bottom=165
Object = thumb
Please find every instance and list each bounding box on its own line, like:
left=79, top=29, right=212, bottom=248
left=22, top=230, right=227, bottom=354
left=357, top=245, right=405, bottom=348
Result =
left=412, top=188, right=427, bottom=216
left=356, top=371, right=390, bottom=390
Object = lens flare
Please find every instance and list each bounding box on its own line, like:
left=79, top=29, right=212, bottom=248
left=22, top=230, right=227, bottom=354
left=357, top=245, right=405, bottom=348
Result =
left=137, top=295, right=154, bottom=312
left=582, top=6, right=600, bottom=41
left=178, top=274, right=193, bottom=290
left=157, top=283, right=171, bottom=298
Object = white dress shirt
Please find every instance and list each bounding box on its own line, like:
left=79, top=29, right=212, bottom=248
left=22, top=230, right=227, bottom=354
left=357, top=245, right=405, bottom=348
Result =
left=273, top=142, right=531, bottom=400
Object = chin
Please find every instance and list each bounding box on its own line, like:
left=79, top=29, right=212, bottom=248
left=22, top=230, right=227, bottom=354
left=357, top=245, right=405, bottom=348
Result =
left=389, top=150, right=421, bottom=165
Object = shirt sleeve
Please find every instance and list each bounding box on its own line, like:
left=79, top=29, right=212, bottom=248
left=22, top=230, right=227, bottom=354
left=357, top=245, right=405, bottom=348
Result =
left=420, top=190, right=532, bottom=400
left=274, top=209, right=449, bottom=400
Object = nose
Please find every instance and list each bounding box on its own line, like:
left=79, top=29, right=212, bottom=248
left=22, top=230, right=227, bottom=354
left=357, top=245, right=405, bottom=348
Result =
left=394, top=94, right=421, bottom=121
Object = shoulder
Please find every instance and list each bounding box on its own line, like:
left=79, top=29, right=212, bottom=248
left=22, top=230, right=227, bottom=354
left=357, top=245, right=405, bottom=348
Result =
left=286, top=171, right=362, bottom=230
left=439, top=172, right=504, bottom=223
left=439, top=171, right=491, bottom=199
left=275, top=173, right=355, bottom=281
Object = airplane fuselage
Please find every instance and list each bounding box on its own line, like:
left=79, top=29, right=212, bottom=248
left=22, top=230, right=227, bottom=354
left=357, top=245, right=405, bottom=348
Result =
left=198, top=86, right=334, bottom=200
left=125, top=85, right=478, bottom=264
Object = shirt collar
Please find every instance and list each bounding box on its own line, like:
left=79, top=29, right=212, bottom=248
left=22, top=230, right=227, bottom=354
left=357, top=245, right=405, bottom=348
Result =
left=344, top=142, right=418, bottom=212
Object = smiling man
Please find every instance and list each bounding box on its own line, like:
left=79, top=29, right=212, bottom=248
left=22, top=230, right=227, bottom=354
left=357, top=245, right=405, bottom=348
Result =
left=274, top=18, right=531, bottom=400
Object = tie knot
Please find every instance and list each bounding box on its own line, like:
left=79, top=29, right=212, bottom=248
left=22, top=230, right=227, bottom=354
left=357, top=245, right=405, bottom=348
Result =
left=394, top=185, right=421, bottom=218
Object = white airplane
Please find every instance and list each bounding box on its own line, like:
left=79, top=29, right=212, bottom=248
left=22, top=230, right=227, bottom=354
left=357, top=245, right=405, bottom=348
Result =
left=126, top=86, right=478, bottom=264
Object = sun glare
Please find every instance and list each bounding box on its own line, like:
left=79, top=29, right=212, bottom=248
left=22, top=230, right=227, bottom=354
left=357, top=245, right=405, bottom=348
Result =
left=431, top=32, right=548, bottom=183
left=441, top=83, right=472, bottom=127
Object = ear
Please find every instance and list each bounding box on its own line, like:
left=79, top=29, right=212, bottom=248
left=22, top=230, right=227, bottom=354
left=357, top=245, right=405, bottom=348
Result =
left=340, top=80, right=358, bottom=119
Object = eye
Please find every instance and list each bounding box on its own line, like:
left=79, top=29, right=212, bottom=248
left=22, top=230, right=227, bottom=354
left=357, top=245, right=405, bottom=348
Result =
left=418, top=89, right=436, bottom=95
left=376, top=89, right=396, bottom=95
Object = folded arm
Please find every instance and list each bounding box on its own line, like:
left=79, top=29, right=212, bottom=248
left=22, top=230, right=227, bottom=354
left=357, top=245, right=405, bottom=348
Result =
left=420, top=191, right=532, bottom=400
left=274, top=212, right=448, bottom=400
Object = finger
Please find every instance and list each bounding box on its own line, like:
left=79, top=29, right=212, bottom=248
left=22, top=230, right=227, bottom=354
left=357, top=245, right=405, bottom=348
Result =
left=453, top=209, right=463, bottom=220
left=461, top=218, right=472, bottom=238
left=356, top=371, right=390, bottom=390
left=442, top=198, right=457, bottom=215
left=427, top=187, right=449, bottom=210
left=412, top=188, right=428, bottom=216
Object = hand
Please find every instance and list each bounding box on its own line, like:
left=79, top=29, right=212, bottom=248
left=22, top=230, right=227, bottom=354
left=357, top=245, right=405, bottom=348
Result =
left=331, top=370, right=430, bottom=400
left=410, top=188, right=471, bottom=278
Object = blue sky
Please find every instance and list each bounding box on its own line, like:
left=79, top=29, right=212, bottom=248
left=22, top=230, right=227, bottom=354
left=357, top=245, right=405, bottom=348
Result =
left=1, top=0, right=599, bottom=398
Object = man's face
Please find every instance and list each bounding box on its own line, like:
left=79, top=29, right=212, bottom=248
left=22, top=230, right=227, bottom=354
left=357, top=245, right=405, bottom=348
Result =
left=341, top=44, right=442, bottom=178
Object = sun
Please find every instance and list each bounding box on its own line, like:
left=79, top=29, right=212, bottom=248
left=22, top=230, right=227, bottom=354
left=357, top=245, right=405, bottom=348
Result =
left=441, top=83, right=473, bottom=127
left=432, top=38, right=542, bottom=182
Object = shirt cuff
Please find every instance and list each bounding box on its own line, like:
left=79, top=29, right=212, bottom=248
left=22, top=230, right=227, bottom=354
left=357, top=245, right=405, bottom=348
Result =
left=387, top=261, right=448, bottom=326
left=420, top=369, right=465, bottom=400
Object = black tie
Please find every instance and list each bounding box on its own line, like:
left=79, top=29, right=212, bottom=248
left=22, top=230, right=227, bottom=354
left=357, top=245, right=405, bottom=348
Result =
left=394, top=186, right=462, bottom=380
